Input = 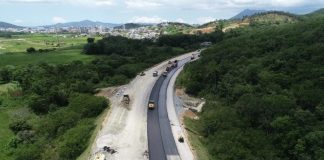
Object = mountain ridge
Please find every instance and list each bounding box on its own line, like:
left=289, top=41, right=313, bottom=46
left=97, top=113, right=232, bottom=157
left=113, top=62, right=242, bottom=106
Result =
left=231, top=9, right=267, bottom=20
left=43, top=20, right=120, bottom=28
left=0, top=21, right=23, bottom=28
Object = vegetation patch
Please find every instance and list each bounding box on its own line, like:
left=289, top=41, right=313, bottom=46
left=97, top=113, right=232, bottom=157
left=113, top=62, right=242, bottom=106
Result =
left=179, top=16, right=324, bottom=159
left=0, top=31, right=222, bottom=159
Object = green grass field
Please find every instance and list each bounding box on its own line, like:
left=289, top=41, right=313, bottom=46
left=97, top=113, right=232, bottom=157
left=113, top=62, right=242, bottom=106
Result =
left=184, top=117, right=213, bottom=160
left=0, top=33, right=100, bottom=67
left=0, top=33, right=98, bottom=159
left=0, top=83, right=18, bottom=94
left=0, top=33, right=97, bottom=54
left=0, top=47, right=96, bottom=67
left=0, top=108, right=15, bottom=160
left=0, top=83, right=25, bottom=160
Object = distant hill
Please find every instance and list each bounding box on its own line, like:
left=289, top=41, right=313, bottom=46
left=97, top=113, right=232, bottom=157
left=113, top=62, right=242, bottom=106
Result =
left=305, top=8, right=324, bottom=17
left=113, top=23, right=153, bottom=29
left=243, top=11, right=300, bottom=26
left=156, top=22, right=194, bottom=34
left=157, top=22, right=192, bottom=28
left=0, top=21, right=23, bottom=28
left=231, top=9, right=267, bottom=20
left=198, top=11, right=300, bottom=33
left=44, top=20, right=119, bottom=28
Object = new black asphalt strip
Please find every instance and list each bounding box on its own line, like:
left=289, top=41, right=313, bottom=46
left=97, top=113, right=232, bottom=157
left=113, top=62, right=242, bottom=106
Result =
left=147, top=58, right=190, bottom=160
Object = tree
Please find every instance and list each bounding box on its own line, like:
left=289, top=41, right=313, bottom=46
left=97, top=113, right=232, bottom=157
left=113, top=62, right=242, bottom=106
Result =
left=28, top=95, right=50, bottom=115
left=0, top=67, right=12, bottom=83
left=69, top=94, right=108, bottom=118
left=9, top=120, right=32, bottom=134
left=26, top=47, right=36, bottom=53
left=58, top=120, right=94, bottom=159
left=87, top=37, right=95, bottom=43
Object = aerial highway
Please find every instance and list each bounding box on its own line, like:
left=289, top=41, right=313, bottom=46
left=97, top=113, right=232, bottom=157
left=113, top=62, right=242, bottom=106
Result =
left=147, top=58, right=191, bottom=160
left=91, top=52, right=196, bottom=160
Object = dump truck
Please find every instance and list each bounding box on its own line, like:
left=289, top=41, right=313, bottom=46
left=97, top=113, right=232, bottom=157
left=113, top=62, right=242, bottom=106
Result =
left=153, top=71, right=158, bottom=77
left=173, top=60, right=178, bottom=68
left=148, top=100, right=155, bottom=109
left=166, top=65, right=172, bottom=72
left=162, top=71, right=168, bottom=77
left=93, top=153, right=106, bottom=160
left=122, top=94, right=130, bottom=104
left=191, top=54, right=195, bottom=60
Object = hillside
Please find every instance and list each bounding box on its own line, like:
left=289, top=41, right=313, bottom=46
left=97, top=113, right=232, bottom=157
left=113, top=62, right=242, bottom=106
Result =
left=305, top=8, right=324, bottom=18
left=243, top=11, right=300, bottom=26
left=178, top=15, right=324, bottom=160
left=157, top=22, right=194, bottom=34
left=198, top=11, right=300, bottom=32
left=230, top=9, right=267, bottom=20
left=0, top=22, right=23, bottom=28
left=113, top=23, right=153, bottom=29
left=44, top=20, right=119, bottom=28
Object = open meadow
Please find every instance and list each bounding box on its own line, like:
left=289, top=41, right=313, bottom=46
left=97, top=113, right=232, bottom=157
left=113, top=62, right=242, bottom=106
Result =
left=0, top=33, right=94, bottom=54
left=0, top=33, right=100, bottom=67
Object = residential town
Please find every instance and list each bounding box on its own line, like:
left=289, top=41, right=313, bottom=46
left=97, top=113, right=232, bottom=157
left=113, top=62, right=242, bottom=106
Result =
left=0, top=25, right=162, bottom=39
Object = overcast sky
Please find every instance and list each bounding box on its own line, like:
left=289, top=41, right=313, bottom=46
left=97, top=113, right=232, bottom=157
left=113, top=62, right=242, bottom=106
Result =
left=0, top=0, right=323, bottom=26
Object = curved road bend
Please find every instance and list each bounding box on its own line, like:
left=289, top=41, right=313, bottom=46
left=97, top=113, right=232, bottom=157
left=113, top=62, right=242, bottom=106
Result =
left=147, top=58, right=191, bottom=160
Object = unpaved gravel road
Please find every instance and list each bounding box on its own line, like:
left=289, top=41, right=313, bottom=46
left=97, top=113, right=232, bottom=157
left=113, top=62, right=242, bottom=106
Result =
left=90, top=52, right=196, bottom=160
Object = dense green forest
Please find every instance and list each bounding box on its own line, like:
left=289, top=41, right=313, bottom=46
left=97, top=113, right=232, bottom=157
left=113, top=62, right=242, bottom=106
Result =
left=0, top=33, right=221, bottom=159
left=178, top=15, right=324, bottom=159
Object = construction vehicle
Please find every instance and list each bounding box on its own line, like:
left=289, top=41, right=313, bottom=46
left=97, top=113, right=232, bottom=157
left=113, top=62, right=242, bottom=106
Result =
left=103, top=146, right=117, bottom=154
left=191, top=54, right=195, bottom=60
left=93, top=153, right=106, bottom=160
left=178, top=136, right=184, bottom=143
left=148, top=100, right=155, bottom=109
left=172, top=60, right=178, bottom=68
left=153, top=71, right=158, bottom=77
left=162, top=71, right=168, bottom=77
left=122, top=94, right=130, bottom=104
left=166, top=65, right=172, bottom=72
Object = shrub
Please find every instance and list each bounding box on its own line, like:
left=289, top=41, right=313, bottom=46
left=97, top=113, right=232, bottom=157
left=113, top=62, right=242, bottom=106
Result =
left=9, top=120, right=32, bottom=134
left=26, top=47, right=36, bottom=53
left=58, top=119, right=95, bottom=159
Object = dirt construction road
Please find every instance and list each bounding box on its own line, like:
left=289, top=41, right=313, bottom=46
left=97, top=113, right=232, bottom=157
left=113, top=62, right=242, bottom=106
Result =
left=90, top=52, right=196, bottom=160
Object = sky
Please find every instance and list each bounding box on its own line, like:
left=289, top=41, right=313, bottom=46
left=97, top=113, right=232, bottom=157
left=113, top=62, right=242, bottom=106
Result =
left=0, top=0, right=323, bottom=26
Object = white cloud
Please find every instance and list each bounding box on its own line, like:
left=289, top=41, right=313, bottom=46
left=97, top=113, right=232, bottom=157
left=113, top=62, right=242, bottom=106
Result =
left=52, top=16, right=66, bottom=23
left=271, top=0, right=307, bottom=7
left=1, top=0, right=59, bottom=3
left=125, top=0, right=161, bottom=8
left=73, top=0, right=114, bottom=6
left=229, top=0, right=257, bottom=5
left=124, top=0, right=322, bottom=10
left=0, top=0, right=115, bottom=6
left=196, top=17, right=215, bottom=24
left=175, top=18, right=185, bottom=23
left=130, top=16, right=167, bottom=23
left=0, top=0, right=321, bottom=9
left=14, top=19, right=23, bottom=23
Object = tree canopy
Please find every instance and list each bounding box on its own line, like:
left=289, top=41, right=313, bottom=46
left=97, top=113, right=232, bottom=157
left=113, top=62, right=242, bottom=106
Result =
left=178, top=16, right=324, bottom=159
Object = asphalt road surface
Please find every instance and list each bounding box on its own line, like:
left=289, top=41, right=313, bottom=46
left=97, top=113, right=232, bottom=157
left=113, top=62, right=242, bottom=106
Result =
left=147, top=58, right=191, bottom=160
